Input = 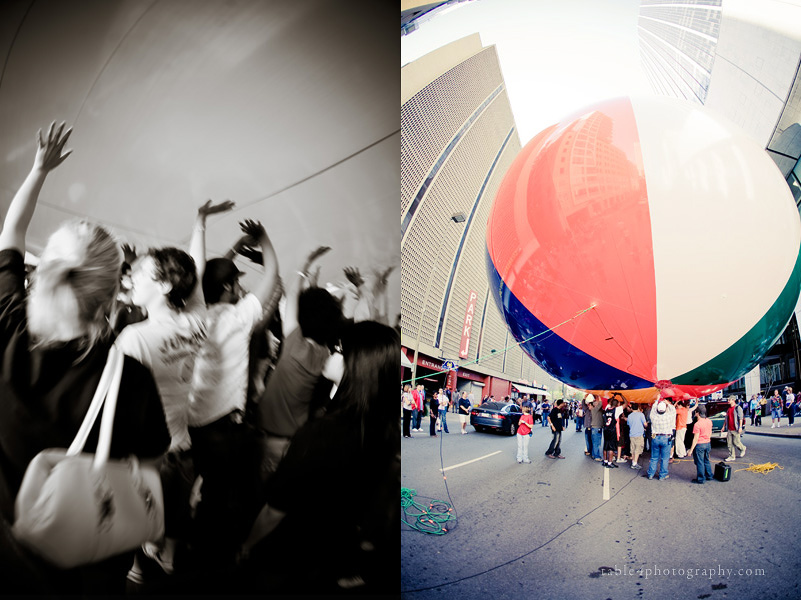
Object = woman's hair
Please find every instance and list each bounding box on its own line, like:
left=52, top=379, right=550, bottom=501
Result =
left=403, top=383, right=410, bottom=392
left=329, top=320, right=399, bottom=444
left=27, top=220, right=122, bottom=357
left=147, top=247, right=197, bottom=310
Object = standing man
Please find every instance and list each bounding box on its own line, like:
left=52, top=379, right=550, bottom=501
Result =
left=723, top=395, right=747, bottom=461
left=770, top=389, right=782, bottom=428
left=627, top=404, right=646, bottom=469
left=785, top=387, right=796, bottom=427
left=458, top=391, right=472, bottom=434
left=602, top=399, right=619, bottom=468
left=687, top=404, right=714, bottom=484
left=541, top=398, right=551, bottom=428
left=673, top=400, right=691, bottom=459
left=428, top=391, right=439, bottom=437
left=437, top=389, right=450, bottom=434
left=412, top=384, right=425, bottom=432
left=590, top=396, right=604, bottom=462
left=582, top=396, right=594, bottom=455
left=187, top=213, right=280, bottom=568
left=749, top=395, right=759, bottom=426
left=647, top=399, right=676, bottom=481
left=544, top=399, right=566, bottom=459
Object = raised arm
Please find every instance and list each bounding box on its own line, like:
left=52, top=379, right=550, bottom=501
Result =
left=238, top=219, right=279, bottom=309
left=0, top=122, right=72, bottom=254
left=283, top=245, right=330, bottom=337
left=372, top=265, right=395, bottom=325
left=188, top=199, right=235, bottom=280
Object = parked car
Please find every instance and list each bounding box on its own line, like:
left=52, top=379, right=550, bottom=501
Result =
left=685, top=401, right=745, bottom=445
left=470, top=401, right=523, bottom=435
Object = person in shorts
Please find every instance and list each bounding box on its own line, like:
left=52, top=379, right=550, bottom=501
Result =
left=458, top=392, right=472, bottom=434
left=626, top=403, right=646, bottom=469
left=602, top=399, right=619, bottom=468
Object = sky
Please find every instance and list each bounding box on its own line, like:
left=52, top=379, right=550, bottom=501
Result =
left=401, top=0, right=653, bottom=144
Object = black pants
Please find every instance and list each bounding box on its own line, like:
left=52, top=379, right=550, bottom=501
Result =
left=429, top=408, right=439, bottom=435
left=188, top=411, right=263, bottom=567
left=402, top=409, right=412, bottom=437
left=545, top=431, right=562, bottom=456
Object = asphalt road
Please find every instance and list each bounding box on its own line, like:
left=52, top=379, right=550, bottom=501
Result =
left=401, top=418, right=801, bottom=600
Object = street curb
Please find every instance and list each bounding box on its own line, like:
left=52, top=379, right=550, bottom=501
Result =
left=744, top=431, right=801, bottom=439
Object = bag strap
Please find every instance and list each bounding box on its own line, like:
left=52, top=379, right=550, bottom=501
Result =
left=65, top=346, right=124, bottom=465
left=94, top=346, right=124, bottom=469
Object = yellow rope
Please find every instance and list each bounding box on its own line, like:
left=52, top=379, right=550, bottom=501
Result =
left=732, top=462, right=784, bottom=474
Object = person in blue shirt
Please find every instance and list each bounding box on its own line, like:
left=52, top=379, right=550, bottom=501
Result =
left=626, top=404, right=647, bottom=469
left=541, top=399, right=551, bottom=427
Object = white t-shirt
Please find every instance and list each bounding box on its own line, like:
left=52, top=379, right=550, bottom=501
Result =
left=116, top=308, right=207, bottom=451
left=188, top=293, right=264, bottom=427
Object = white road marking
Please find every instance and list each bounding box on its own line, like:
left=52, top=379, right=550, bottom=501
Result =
left=602, top=465, right=610, bottom=500
left=442, top=451, right=503, bottom=472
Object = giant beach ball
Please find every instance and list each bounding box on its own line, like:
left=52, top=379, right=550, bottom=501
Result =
left=486, top=96, right=801, bottom=403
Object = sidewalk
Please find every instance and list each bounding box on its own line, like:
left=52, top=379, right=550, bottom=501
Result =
left=745, top=417, right=801, bottom=438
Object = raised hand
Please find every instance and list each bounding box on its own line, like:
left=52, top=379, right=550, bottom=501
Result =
left=198, top=199, right=235, bottom=217
left=305, top=246, right=331, bottom=266
left=307, top=266, right=321, bottom=287
left=34, top=121, right=72, bottom=172
left=343, top=266, right=364, bottom=288
left=239, top=219, right=266, bottom=241
left=120, top=243, right=137, bottom=265
left=372, top=265, right=395, bottom=295
left=237, top=244, right=264, bottom=265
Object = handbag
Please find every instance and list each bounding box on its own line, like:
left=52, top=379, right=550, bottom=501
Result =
left=12, top=346, right=165, bottom=569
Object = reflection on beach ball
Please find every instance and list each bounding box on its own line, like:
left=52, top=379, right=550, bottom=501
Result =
left=486, top=96, right=801, bottom=401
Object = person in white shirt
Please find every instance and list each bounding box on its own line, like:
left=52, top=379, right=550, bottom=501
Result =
left=117, top=239, right=209, bottom=577
left=185, top=205, right=280, bottom=569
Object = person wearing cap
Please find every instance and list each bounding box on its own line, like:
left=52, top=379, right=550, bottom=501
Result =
left=686, top=404, right=714, bottom=484
left=722, top=395, right=746, bottom=462
left=185, top=202, right=280, bottom=568
left=646, top=398, right=676, bottom=480
left=785, top=387, right=796, bottom=427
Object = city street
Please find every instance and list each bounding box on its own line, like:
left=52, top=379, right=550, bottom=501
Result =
left=401, top=418, right=801, bottom=600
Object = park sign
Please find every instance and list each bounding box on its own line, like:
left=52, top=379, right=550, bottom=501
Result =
left=459, top=290, right=478, bottom=358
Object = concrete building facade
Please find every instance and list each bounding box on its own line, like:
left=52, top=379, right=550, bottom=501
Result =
left=401, top=34, right=555, bottom=402
left=638, top=0, right=801, bottom=399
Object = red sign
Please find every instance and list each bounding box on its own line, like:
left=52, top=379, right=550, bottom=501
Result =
left=460, top=290, right=478, bottom=358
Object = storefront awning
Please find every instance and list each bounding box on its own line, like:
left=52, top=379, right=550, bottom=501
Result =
left=513, top=383, right=549, bottom=396
left=401, top=351, right=413, bottom=368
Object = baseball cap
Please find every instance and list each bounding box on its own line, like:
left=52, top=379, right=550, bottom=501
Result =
left=585, top=393, right=595, bottom=403
left=656, top=401, right=667, bottom=414
left=202, top=257, right=244, bottom=303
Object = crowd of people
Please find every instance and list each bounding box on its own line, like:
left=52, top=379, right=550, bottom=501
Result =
left=404, top=378, right=778, bottom=487
left=0, top=123, right=399, bottom=596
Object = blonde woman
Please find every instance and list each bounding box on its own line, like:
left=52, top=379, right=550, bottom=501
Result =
left=0, top=123, right=170, bottom=594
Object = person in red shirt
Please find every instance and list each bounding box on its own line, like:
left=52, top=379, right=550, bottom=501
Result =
left=411, top=384, right=425, bottom=432
left=516, top=403, right=535, bottom=463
